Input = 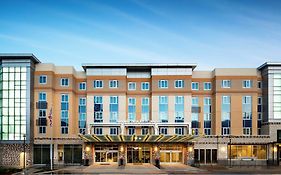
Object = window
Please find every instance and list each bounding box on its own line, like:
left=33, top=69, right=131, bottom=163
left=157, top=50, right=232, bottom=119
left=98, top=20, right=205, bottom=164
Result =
left=94, top=96, right=103, bottom=122
left=204, top=82, right=212, bottom=90
left=38, top=107, right=47, bottom=134
left=94, top=127, right=103, bottom=135
left=192, top=97, right=199, bottom=106
left=175, top=80, right=184, bottom=88
left=79, top=97, right=86, bottom=134
left=110, top=127, right=118, bottom=135
left=39, top=92, right=47, bottom=101
left=175, top=127, right=184, bottom=135
left=221, top=96, right=231, bottom=135
left=221, top=80, right=231, bottom=88
left=222, top=96, right=231, bottom=104
left=128, top=127, right=135, bottom=135
left=94, top=80, right=103, bottom=88
left=61, top=78, right=69, bottom=86
left=141, top=97, right=149, bottom=122
left=204, top=97, right=212, bottom=133
left=191, top=82, right=199, bottom=90
left=128, top=82, right=136, bottom=90
left=61, top=94, right=69, bottom=134
left=141, top=127, right=149, bottom=135
left=175, top=96, right=184, bottom=122
left=39, top=126, right=46, bottom=134
left=242, top=96, right=251, bottom=104
left=222, top=127, right=230, bottom=135
left=141, top=82, right=150, bottom=90
left=39, top=75, right=47, bottom=84
left=243, top=128, right=252, bottom=135
left=128, top=98, right=136, bottom=122
left=228, top=145, right=267, bottom=160
left=159, top=96, right=168, bottom=122
left=159, top=127, right=168, bottom=135
left=204, top=128, right=211, bottom=135
left=110, top=96, right=118, bottom=123
left=258, top=97, right=262, bottom=129
left=109, top=80, right=119, bottom=88
left=243, top=80, right=252, bottom=88
left=158, top=80, right=168, bottom=88
left=79, top=82, right=86, bottom=90
left=0, top=66, right=29, bottom=140
left=258, top=81, right=262, bottom=88
left=192, top=97, right=199, bottom=134
left=242, top=96, right=252, bottom=133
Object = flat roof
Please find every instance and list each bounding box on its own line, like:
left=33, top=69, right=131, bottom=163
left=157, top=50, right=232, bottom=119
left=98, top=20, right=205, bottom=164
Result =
left=258, top=62, right=281, bottom=70
left=82, top=63, right=197, bottom=71
left=0, top=53, right=41, bottom=63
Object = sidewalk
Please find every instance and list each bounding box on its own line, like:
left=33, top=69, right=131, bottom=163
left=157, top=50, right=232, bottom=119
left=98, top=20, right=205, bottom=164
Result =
left=33, top=163, right=205, bottom=174
left=201, top=165, right=281, bottom=174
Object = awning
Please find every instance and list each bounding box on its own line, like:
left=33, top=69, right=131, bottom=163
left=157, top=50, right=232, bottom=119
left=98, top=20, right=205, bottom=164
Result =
left=78, top=134, right=196, bottom=143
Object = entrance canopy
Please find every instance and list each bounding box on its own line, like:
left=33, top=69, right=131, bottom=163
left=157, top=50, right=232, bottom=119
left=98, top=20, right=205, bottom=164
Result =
left=79, top=134, right=196, bottom=143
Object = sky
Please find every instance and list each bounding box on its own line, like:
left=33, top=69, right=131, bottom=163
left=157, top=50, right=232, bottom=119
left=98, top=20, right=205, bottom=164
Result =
left=0, top=0, right=281, bottom=70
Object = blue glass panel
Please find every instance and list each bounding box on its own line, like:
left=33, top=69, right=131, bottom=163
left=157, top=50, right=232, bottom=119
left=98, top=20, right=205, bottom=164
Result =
left=110, top=104, right=118, bottom=112
left=191, top=121, right=199, bottom=128
left=204, top=121, right=211, bottom=128
left=61, top=119, right=68, bottom=126
left=79, top=106, right=86, bottom=113
left=258, top=120, right=262, bottom=128
left=222, top=120, right=230, bottom=127
left=243, top=120, right=252, bottom=127
left=61, top=102, right=69, bottom=110
left=128, top=106, right=136, bottom=113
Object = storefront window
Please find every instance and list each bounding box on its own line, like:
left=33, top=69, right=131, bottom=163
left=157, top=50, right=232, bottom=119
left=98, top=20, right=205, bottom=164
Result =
left=228, top=145, right=267, bottom=159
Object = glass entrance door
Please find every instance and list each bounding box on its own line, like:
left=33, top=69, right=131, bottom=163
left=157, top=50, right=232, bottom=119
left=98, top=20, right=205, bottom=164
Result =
left=127, top=145, right=150, bottom=163
left=95, top=151, right=118, bottom=163
left=160, top=151, right=182, bottom=163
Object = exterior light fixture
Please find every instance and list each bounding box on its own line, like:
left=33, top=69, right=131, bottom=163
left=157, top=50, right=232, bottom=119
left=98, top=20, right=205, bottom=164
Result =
left=85, top=146, right=91, bottom=152
left=120, top=146, right=124, bottom=152
left=154, top=146, right=158, bottom=152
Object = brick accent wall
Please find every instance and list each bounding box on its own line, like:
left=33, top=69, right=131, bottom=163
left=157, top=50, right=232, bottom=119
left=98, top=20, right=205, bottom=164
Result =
left=0, top=143, right=32, bottom=168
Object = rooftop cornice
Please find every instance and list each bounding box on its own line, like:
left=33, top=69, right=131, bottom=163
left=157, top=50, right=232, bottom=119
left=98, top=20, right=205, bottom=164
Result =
left=82, top=63, right=197, bottom=71
left=0, top=53, right=41, bottom=63
left=258, top=62, right=281, bottom=70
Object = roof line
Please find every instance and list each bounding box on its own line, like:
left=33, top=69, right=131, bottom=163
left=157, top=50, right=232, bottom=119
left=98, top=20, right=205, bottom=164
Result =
left=258, top=62, right=281, bottom=70
left=0, top=53, right=41, bottom=63
left=82, top=63, right=197, bottom=70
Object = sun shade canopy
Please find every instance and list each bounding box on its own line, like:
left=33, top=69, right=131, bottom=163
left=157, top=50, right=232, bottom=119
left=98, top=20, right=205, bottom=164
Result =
left=79, top=134, right=196, bottom=143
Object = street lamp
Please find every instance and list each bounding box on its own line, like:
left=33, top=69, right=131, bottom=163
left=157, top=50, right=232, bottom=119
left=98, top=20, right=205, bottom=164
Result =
left=23, top=134, right=26, bottom=170
left=229, top=135, right=232, bottom=168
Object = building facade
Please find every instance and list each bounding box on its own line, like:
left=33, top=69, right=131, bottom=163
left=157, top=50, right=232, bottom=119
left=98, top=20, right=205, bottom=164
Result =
left=1, top=54, right=281, bottom=167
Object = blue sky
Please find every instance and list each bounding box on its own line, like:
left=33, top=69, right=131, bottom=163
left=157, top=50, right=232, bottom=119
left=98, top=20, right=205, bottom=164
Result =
left=0, top=0, right=281, bottom=70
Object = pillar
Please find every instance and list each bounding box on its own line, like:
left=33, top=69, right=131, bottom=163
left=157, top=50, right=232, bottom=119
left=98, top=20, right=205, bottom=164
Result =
left=53, top=144, right=58, bottom=164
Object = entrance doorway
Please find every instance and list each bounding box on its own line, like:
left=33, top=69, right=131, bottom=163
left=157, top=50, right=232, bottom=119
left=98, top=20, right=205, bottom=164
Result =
left=94, top=145, right=118, bottom=163
left=95, top=151, right=118, bottom=163
left=127, top=145, right=150, bottom=163
left=160, top=151, right=182, bottom=163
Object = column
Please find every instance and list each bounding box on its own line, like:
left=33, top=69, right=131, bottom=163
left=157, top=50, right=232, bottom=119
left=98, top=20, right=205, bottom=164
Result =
left=53, top=144, right=58, bottom=164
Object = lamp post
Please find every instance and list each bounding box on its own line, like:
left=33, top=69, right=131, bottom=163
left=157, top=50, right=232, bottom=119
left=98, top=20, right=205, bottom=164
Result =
left=23, top=134, right=26, bottom=170
left=229, top=135, right=232, bottom=168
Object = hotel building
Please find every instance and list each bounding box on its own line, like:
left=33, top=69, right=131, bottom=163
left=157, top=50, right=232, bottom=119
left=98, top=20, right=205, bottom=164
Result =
left=1, top=53, right=281, bottom=167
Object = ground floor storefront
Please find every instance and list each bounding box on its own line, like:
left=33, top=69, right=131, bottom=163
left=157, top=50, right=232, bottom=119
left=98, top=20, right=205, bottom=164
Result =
left=85, top=143, right=188, bottom=164
left=30, top=134, right=281, bottom=167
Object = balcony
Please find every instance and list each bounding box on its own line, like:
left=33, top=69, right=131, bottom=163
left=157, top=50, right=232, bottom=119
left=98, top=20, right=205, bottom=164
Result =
left=36, top=101, right=48, bottom=109
left=36, top=118, right=47, bottom=126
